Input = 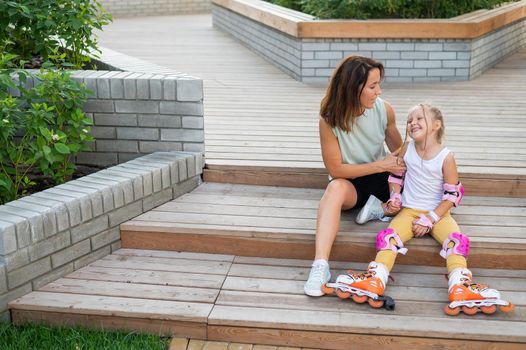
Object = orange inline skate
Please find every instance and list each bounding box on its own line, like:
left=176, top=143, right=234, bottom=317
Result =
left=445, top=268, right=514, bottom=316
left=322, top=261, right=395, bottom=310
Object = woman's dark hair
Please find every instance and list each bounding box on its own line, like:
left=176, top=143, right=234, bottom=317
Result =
left=320, top=56, right=384, bottom=132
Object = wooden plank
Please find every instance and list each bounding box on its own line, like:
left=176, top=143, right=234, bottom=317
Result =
left=9, top=291, right=212, bottom=322
left=207, top=306, right=526, bottom=342
left=120, top=230, right=526, bottom=269
left=67, top=265, right=227, bottom=289
left=113, top=248, right=235, bottom=262
left=39, top=278, right=219, bottom=303
left=208, top=325, right=525, bottom=350
left=224, top=264, right=526, bottom=292
left=223, top=277, right=525, bottom=306
left=215, top=290, right=526, bottom=320
left=12, top=310, right=206, bottom=339
left=92, top=254, right=232, bottom=275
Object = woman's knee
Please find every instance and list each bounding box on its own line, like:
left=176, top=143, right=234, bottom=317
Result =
left=322, top=179, right=356, bottom=203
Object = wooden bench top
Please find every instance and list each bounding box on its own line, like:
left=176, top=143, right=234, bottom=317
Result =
left=212, top=0, right=526, bottom=39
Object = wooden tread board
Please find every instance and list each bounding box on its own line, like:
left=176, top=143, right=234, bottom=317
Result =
left=97, top=16, right=526, bottom=187
left=121, top=183, right=526, bottom=268
left=10, top=249, right=526, bottom=348
left=9, top=249, right=235, bottom=338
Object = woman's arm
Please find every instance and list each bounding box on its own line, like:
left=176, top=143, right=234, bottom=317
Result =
left=319, top=117, right=404, bottom=179
left=384, top=101, right=403, bottom=152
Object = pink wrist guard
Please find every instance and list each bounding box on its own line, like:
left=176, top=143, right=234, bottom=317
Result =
left=415, top=213, right=434, bottom=231
left=386, top=192, right=402, bottom=208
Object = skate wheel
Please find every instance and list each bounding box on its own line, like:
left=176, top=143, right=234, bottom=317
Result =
left=480, top=305, right=497, bottom=315
left=351, top=294, right=368, bottom=303
left=462, top=306, right=478, bottom=315
left=368, top=298, right=384, bottom=309
left=321, top=284, right=335, bottom=295
left=336, top=289, right=351, bottom=299
left=444, top=305, right=460, bottom=316
left=499, top=303, right=515, bottom=313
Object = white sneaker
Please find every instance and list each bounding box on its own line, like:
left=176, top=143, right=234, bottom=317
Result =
left=304, top=263, right=331, bottom=297
left=355, top=195, right=388, bottom=224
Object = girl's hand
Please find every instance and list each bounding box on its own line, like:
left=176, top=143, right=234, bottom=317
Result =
left=382, top=153, right=406, bottom=174
left=386, top=201, right=401, bottom=215
left=412, top=219, right=430, bottom=237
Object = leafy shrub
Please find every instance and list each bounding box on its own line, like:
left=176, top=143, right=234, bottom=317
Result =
left=0, top=54, right=94, bottom=204
left=267, top=0, right=518, bottom=19
left=0, top=0, right=112, bottom=69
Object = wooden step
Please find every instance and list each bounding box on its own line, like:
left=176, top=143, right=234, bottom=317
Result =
left=120, top=182, right=526, bottom=270
left=203, top=164, right=526, bottom=198
left=10, top=249, right=526, bottom=349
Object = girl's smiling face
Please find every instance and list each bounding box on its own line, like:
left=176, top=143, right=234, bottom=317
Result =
left=359, top=68, right=382, bottom=110
left=407, top=106, right=441, bottom=142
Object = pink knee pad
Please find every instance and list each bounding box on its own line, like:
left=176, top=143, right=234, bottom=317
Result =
left=440, top=232, right=470, bottom=259
left=376, top=228, right=408, bottom=255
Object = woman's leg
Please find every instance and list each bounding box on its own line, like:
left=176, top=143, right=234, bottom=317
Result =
left=305, top=179, right=358, bottom=296
left=314, top=179, right=359, bottom=260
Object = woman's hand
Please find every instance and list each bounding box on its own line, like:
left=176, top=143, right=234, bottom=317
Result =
left=381, top=153, right=406, bottom=174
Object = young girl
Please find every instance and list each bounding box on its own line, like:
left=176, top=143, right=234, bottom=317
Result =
left=323, top=104, right=514, bottom=316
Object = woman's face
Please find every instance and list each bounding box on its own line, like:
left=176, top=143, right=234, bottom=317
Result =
left=359, top=68, right=382, bottom=109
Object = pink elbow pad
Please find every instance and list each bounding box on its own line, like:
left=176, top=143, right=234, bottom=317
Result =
left=442, top=182, right=464, bottom=207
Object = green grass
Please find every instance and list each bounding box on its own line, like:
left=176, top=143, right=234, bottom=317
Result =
left=0, top=323, right=170, bottom=350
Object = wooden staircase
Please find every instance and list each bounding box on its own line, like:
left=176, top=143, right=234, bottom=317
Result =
left=10, top=182, right=526, bottom=349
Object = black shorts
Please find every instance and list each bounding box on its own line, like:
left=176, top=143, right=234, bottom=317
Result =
left=348, top=172, right=390, bottom=208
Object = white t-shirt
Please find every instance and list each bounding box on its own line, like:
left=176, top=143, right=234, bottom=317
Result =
left=401, top=140, right=451, bottom=211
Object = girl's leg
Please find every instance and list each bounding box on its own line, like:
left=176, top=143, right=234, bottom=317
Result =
left=332, top=209, right=416, bottom=299
left=431, top=216, right=513, bottom=315
left=374, top=208, right=416, bottom=271
left=305, top=179, right=358, bottom=296
left=430, top=214, right=466, bottom=273
left=314, top=179, right=359, bottom=260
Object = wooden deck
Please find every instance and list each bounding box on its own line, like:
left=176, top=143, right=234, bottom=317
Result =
left=119, top=182, right=526, bottom=270
left=10, top=248, right=526, bottom=349
left=97, top=14, right=526, bottom=197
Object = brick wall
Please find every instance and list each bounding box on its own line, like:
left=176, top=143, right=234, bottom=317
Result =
left=212, top=3, right=526, bottom=84
left=78, top=47, right=204, bottom=166
left=0, top=152, right=203, bottom=322
left=99, top=0, right=211, bottom=17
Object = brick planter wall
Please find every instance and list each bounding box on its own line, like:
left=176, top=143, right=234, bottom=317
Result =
left=0, top=152, right=203, bottom=322
left=81, top=47, right=204, bottom=166
left=99, top=0, right=211, bottom=17
left=212, top=1, right=526, bottom=84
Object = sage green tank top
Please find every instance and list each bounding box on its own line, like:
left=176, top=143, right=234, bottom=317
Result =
left=331, top=97, right=388, bottom=166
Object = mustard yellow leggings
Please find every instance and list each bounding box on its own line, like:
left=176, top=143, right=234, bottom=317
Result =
left=375, top=208, right=467, bottom=273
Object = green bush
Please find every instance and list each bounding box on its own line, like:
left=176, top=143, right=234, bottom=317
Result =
left=0, top=0, right=112, bottom=69
left=266, top=0, right=518, bottom=19
left=0, top=54, right=94, bottom=205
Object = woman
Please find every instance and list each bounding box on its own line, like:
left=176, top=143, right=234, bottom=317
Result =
left=304, top=56, right=405, bottom=297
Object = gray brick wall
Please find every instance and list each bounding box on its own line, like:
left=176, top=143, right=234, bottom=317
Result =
left=0, top=151, right=204, bottom=322
left=99, top=0, right=211, bottom=17
left=212, top=3, right=526, bottom=83
left=70, top=47, right=205, bottom=167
